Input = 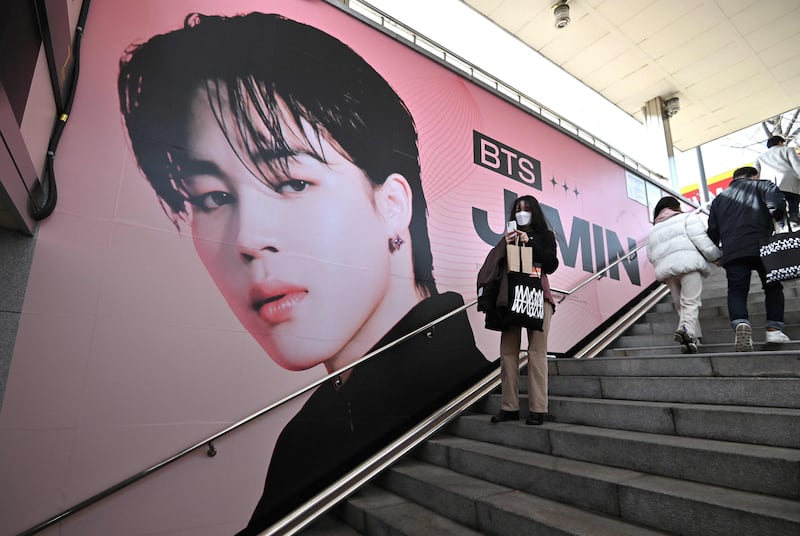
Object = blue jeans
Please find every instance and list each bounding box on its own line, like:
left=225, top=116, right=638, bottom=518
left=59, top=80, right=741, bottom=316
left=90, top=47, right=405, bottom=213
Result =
left=724, top=257, right=784, bottom=330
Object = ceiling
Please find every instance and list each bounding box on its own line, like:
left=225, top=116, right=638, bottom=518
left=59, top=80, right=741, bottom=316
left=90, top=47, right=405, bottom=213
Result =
left=463, top=0, right=800, bottom=151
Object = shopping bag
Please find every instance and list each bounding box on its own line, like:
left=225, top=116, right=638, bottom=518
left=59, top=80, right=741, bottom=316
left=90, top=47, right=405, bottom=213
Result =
left=503, top=239, right=544, bottom=330
left=503, top=271, right=545, bottom=330
left=759, top=220, right=800, bottom=283
left=506, top=241, right=537, bottom=275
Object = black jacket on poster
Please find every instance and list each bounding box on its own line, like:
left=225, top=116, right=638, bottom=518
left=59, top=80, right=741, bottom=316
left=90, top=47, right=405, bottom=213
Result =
left=237, top=292, right=492, bottom=535
left=707, top=177, right=785, bottom=265
left=476, top=229, right=558, bottom=331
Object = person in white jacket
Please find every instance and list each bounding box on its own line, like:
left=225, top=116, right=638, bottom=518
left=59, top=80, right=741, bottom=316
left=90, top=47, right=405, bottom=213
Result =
left=647, top=196, right=722, bottom=353
left=755, top=135, right=800, bottom=223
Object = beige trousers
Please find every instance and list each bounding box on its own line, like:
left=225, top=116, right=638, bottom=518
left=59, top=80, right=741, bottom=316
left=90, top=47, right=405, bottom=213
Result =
left=499, top=301, right=553, bottom=413
left=664, top=271, right=703, bottom=338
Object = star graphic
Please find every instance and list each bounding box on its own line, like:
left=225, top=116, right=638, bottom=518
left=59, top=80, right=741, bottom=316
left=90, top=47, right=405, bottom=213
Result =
left=550, top=176, right=558, bottom=188
left=562, top=182, right=569, bottom=193
left=573, top=186, right=579, bottom=197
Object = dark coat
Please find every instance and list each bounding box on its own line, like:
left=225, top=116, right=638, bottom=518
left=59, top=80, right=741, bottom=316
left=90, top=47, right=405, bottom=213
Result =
left=476, top=229, right=558, bottom=331
left=707, top=177, right=785, bottom=264
left=237, top=292, right=492, bottom=535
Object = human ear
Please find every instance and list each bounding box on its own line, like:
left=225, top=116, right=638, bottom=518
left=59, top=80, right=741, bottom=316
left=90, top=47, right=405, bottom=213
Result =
left=376, top=173, right=412, bottom=233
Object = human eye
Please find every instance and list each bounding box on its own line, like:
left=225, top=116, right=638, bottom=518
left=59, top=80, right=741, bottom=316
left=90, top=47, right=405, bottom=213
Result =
left=186, top=190, right=235, bottom=212
left=275, top=178, right=311, bottom=194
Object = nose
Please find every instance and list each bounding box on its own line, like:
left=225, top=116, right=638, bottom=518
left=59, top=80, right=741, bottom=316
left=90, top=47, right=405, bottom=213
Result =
left=234, top=193, right=278, bottom=264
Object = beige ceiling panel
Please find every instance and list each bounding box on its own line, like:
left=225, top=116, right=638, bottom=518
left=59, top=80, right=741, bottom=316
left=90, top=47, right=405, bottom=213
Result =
left=592, top=0, right=658, bottom=27
left=562, top=33, right=631, bottom=75
left=464, top=0, right=505, bottom=13
left=628, top=79, right=680, bottom=105
left=779, top=75, right=800, bottom=96
left=743, top=9, right=800, bottom=53
left=729, top=1, right=800, bottom=33
left=539, top=25, right=610, bottom=64
left=482, top=0, right=545, bottom=33
left=658, top=28, right=736, bottom=74
left=714, top=0, right=757, bottom=18
left=670, top=46, right=749, bottom=88
left=760, top=39, right=800, bottom=69
left=638, top=6, right=716, bottom=59
left=685, top=61, right=762, bottom=99
left=605, top=65, right=665, bottom=99
left=515, top=18, right=559, bottom=50
left=617, top=0, right=699, bottom=45
left=771, top=56, right=800, bottom=84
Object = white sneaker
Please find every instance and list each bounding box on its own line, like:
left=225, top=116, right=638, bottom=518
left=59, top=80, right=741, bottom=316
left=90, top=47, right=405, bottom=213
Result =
left=766, top=330, right=790, bottom=344
left=734, top=323, right=753, bottom=352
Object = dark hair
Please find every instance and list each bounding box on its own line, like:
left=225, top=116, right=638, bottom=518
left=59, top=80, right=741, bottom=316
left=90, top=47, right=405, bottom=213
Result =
left=508, top=195, right=549, bottom=232
left=767, top=135, right=785, bottom=148
left=733, top=166, right=759, bottom=179
left=652, top=195, right=681, bottom=221
left=118, top=13, right=436, bottom=296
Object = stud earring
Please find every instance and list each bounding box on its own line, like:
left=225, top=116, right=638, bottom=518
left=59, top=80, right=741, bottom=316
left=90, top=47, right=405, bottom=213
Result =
left=388, top=235, right=404, bottom=253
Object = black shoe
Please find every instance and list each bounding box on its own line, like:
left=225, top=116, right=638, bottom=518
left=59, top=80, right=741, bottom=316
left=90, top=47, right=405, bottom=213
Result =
left=674, top=327, right=698, bottom=354
left=525, top=413, right=545, bottom=426
left=490, top=410, right=519, bottom=423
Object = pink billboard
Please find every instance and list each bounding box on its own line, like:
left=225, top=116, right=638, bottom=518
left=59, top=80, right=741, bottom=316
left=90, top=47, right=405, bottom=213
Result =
left=1, top=1, right=658, bottom=534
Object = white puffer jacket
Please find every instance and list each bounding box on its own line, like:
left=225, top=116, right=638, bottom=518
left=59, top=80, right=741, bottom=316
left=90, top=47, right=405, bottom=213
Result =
left=646, top=209, right=721, bottom=280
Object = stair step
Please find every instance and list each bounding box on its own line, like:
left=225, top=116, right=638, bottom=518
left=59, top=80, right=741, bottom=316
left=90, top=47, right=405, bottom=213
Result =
left=481, top=393, right=800, bottom=448
left=381, top=460, right=669, bottom=536
left=448, top=415, right=800, bottom=499
left=548, top=375, right=800, bottom=408
left=339, top=483, right=482, bottom=536
left=549, top=353, right=800, bottom=377
left=546, top=395, right=800, bottom=448
left=600, top=343, right=800, bottom=356
left=414, top=434, right=800, bottom=536
left=300, top=513, right=362, bottom=535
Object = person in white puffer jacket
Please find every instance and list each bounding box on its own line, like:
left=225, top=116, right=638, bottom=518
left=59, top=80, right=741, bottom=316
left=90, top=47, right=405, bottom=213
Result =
left=647, top=196, right=722, bottom=353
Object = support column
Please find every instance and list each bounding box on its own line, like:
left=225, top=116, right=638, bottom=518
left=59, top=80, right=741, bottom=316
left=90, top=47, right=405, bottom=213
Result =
left=642, top=97, right=678, bottom=190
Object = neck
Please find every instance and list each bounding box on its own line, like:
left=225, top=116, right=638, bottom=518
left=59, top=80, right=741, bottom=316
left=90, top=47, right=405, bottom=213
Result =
left=324, top=277, right=424, bottom=377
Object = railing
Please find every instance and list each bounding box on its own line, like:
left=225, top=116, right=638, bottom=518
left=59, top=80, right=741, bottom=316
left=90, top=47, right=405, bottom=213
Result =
left=19, top=237, right=653, bottom=535
left=552, top=243, right=646, bottom=303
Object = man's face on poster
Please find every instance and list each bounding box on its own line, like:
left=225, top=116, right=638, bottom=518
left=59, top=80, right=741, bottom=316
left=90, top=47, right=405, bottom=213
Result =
left=180, top=89, right=398, bottom=372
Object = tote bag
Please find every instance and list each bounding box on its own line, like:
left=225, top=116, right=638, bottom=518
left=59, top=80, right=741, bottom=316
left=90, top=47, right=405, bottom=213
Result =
left=503, top=240, right=545, bottom=331
left=760, top=220, right=800, bottom=283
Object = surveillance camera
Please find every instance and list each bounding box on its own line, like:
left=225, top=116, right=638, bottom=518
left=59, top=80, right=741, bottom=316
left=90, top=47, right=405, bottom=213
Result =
left=553, top=1, right=570, bottom=29
left=663, top=97, right=680, bottom=118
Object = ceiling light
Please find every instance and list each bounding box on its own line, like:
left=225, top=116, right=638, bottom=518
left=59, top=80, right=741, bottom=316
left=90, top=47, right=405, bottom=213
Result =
left=553, top=1, right=570, bottom=29
left=663, top=97, right=680, bottom=119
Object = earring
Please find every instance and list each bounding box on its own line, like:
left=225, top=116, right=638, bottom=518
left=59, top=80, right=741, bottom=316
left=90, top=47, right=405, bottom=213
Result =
left=388, top=234, right=404, bottom=253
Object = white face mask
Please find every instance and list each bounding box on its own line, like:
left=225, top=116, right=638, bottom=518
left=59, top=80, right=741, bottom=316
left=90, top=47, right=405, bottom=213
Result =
left=515, top=211, right=532, bottom=226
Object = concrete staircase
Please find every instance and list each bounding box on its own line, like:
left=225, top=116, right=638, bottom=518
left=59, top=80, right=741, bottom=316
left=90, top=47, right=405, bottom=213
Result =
left=303, top=267, right=800, bottom=535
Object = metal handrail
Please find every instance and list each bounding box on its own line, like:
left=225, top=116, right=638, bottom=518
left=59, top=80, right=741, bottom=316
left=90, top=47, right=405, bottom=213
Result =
left=17, top=300, right=475, bottom=535
left=551, top=242, right=646, bottom=302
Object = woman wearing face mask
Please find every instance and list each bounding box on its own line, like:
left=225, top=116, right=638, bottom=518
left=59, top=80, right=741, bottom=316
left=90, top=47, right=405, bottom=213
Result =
left=477, top=195, right=559, bottom=425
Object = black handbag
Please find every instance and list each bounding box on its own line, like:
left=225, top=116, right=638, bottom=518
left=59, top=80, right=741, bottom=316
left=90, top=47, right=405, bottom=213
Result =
left=759, top=219, right=800, bottom=283
left=502, top=240, right=545, bottom=331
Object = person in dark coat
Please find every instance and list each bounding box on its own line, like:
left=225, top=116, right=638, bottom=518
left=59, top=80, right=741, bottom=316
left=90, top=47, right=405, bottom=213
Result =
left=707, top=166, right=789, bottom=351
left=477, top=195, right=558, bottom=426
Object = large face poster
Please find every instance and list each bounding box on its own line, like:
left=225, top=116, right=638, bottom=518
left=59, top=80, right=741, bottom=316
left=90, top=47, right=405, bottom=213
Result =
left=1, top=1, right=657, bottom=534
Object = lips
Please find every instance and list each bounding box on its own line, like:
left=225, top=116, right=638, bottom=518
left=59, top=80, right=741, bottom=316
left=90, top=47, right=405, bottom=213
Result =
left=249, top=281, right=308, bottom=324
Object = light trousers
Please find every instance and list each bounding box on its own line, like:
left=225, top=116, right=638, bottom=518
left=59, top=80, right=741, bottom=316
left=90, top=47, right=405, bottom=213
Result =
left=664, top=271, right=703, bottom=338
left=499, top=301, right=553, bottom=414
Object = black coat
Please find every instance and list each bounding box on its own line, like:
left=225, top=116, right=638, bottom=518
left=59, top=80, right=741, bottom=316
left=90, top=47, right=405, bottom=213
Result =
left=476, top=229, right=558, bottom=331
left=707, top=177, right=785, bottom=264
left=237, top=292, right=492, bottom=535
